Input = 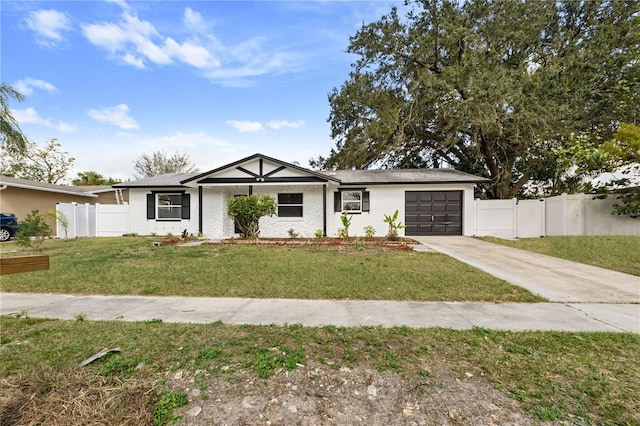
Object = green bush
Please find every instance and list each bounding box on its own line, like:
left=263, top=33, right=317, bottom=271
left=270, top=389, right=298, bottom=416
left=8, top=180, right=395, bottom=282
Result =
left=227, top=194, right=276, bottom=239
left=16, top=210, right=51, bottom=250
left=363, top=225, right=376, bottom=237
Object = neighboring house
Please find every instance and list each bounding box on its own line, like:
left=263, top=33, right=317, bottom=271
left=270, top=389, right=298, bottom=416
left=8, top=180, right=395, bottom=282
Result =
left=114, top=153, right=487, bottom=239
left=0, top=175, right=128, bottom=221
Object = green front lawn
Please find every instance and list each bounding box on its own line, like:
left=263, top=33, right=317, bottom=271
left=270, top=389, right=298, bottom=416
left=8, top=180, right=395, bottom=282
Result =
left=480, top=236, right=640, bottom=276
left=0, top=237, right=542, bottom=302
left=1, top=316, right=638, bottom=425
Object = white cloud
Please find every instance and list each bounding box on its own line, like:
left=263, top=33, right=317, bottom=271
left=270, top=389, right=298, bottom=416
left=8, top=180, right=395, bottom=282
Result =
left=226, top=120, right=265, bottom=133
left=11, top=107, right=75, bottom=133
left=13, top=78, right=57, bottom=96
left=184, top=7, right=209, bottom=34
left=82, top=9, right=219, bottom=69
left=122, top=52, right=145, bottom=68
left=81, top=1, right=299, bottom=84
left=87, top=104, right=139, bottom=130
left=164, top=38, right=220, bottom=69
left=25, top=9, right=71, bottom=46
left=82, top=13, right=171, bottom=68
left=204, top=42, right=300, bottom=83
left=267, top=120, right=305, bottom=130
left=13, top=107, right=51, bottom=126
left=105, top=0, right=131, bottom=12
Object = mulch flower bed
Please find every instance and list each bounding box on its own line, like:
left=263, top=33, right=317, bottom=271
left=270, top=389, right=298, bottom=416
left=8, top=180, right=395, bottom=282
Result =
left=220, top=237, right=418, bottom=250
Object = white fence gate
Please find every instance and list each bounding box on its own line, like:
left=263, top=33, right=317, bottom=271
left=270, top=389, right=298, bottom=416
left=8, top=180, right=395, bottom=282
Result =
left=516, top=199, right=546, bottom=238
left=96, top=203, right=130, bottom=236
left=473, top=198, right=546, bottom=239
left=473, top=198, right=518, bottom=239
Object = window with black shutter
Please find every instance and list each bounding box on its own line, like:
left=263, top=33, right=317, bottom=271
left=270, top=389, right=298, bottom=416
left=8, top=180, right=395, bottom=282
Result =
left=147, top=193, right=155, bottom=219
left=181, top=193, right=190, bottom=219
left=146, top=192, right=190, bottom=221
left=334, top=190, right=370, bottom=213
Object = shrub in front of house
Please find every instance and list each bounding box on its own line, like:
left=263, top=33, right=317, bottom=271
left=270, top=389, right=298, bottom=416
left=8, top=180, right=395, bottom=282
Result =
left=227, top=195, right=277, bottom=239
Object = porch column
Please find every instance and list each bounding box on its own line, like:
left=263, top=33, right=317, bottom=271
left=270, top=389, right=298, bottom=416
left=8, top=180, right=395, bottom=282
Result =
left=322, top=184, right=327, bottom=237
left=198, top=186, right=203, bottom=235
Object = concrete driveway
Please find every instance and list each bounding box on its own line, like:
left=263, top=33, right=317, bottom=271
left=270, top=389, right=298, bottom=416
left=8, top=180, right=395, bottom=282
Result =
left=414, top=236, right=640, bottom=303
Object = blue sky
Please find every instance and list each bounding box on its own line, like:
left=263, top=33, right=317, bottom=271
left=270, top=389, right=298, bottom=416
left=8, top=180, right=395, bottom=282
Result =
left=2, top=0, right=400, bottom=181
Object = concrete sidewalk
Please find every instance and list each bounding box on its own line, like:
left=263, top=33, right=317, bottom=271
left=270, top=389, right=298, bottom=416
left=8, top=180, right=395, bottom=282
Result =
left=414, top=237, right=640, bottom=303
left=1, top=293, right=638, bottom=333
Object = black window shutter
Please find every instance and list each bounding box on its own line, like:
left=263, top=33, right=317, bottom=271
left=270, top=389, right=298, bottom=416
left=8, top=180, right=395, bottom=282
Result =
left=362, top=191, right=370, bottom=212
left=146, top=193, right=155, bottom=219
left=334, top=192, right=341, bottom=212
left=181, top=193, right=191, bottom=219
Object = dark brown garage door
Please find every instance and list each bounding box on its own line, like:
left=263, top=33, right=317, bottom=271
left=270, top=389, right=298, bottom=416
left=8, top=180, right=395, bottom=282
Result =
left=405, top=191, right=462, bottom=236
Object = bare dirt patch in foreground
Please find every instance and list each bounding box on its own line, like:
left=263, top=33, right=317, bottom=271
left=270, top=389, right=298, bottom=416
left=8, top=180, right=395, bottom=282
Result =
left=169, top=360, right=555, bottom=426
left=0, top=361, right=566, bottom=425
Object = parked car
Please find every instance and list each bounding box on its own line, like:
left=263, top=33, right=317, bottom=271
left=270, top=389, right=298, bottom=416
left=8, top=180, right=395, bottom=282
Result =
left=0, top=213, right=21, bottom=242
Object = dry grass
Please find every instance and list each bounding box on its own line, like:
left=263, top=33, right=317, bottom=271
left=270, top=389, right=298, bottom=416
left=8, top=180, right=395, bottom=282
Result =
left=0, top=369, right=157, bottom=426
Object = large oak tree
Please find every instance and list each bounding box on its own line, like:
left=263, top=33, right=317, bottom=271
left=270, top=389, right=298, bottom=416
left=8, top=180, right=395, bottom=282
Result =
left=314, top=0, right=639, bottom=198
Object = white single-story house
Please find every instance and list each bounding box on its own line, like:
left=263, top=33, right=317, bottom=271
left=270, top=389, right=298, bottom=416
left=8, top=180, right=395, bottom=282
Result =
left=114, top=153, right=488, bottom=238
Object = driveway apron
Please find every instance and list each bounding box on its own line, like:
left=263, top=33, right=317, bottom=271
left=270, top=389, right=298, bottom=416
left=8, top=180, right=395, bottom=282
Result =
left=414, top=236, right=640, bottom=303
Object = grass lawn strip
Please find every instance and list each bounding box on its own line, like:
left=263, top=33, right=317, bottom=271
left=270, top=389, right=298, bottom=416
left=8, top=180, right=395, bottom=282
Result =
left=1, top=316, right=638, bottom=425
left=0, top=237, right=543, bottom=302
left=480, top=236, right=640, bottom=276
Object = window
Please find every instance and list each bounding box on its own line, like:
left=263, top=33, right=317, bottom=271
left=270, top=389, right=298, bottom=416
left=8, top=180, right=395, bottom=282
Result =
left=147, top=192, right=190, bottom=220
left=334, top=190, right=370, bottom=213
left=157, top=193, right=182, bottom=219
left=342, top=191, right=362, bottom=213
left=278, top=193, right=303, bottom=217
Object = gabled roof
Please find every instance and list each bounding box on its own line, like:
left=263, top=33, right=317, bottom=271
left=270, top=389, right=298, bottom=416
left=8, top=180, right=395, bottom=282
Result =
left=0, top=175, right=120, bottom=197
left=326, top=168, right=489, bottom=185
left=113, top=153, right=489, bottom=188
left=180, top=153, right=341, bottom=184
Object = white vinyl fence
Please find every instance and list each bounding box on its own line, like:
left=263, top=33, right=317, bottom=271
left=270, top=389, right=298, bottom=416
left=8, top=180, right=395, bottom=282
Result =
left=472, top=194, right=639, bottom=238
left=56, top=203, right=129, bottom=238
left=57, top=194, right=639, bottom=239
left=544, top=193, right=640, bottom=236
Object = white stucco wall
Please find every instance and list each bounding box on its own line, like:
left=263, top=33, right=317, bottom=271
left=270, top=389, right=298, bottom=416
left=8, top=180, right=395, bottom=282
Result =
left=129, top=188, right=200, bottom=236
left=253, top=184, right=325, bottom=238
left=325, top=183, right=477, bottom=238
left=129, top=183, right=477, bottom=238
left=201, top=186, right=250, bottom=238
